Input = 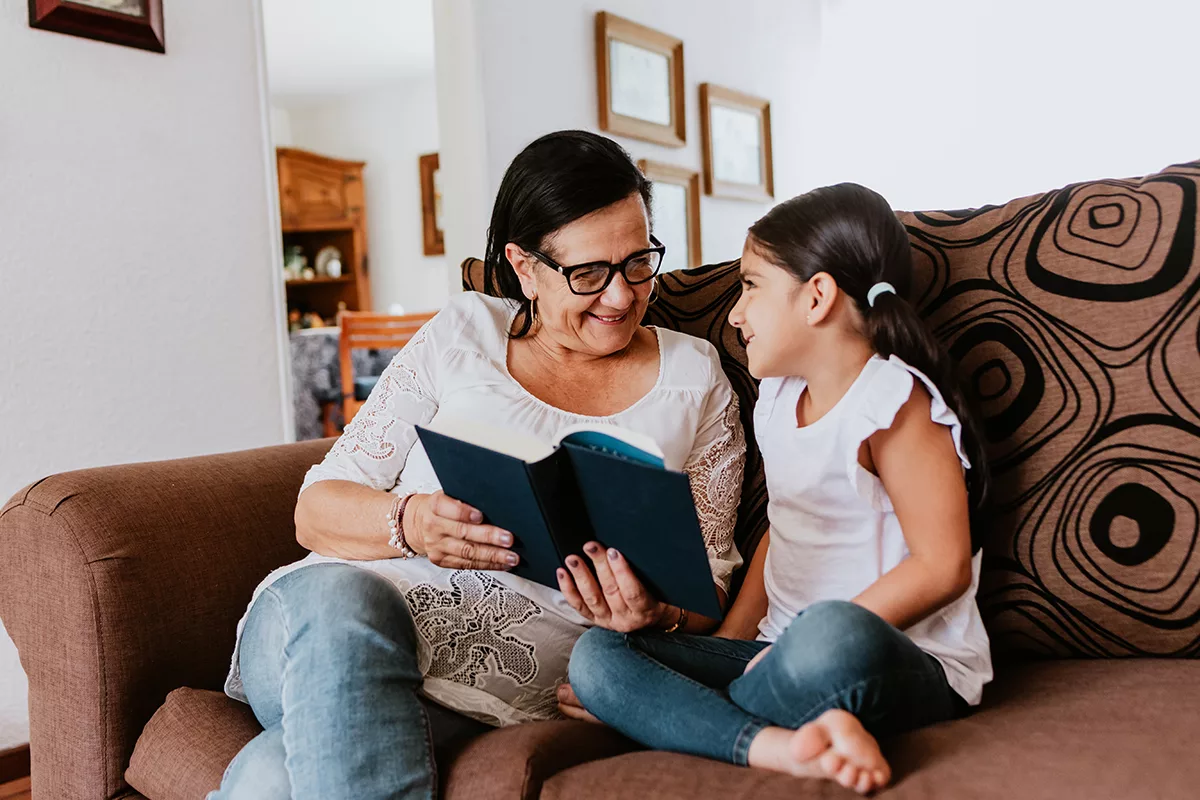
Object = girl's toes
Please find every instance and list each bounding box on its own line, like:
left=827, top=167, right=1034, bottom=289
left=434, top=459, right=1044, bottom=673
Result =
left=874, top=767, right=890, bottom=786
left=855, top=769, right=875, bottom=794
left=837, top=762, right=859, bottom=788
left=820, top=751, right=846, bottom=777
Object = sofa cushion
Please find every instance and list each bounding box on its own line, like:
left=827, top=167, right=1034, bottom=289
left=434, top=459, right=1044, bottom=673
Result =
left=126, top=689, right=261, bottom=800
left=126, top=687, right=636, bottom=800
left=897, top=160, right=1200, bottom=659
left=540, top=659, right=1200, bottom=800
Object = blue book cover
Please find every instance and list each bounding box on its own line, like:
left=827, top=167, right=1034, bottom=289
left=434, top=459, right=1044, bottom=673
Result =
left=415, top=419, right=722, bottom=620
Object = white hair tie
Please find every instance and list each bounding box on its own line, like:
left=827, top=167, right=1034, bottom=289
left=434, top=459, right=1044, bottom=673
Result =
left=867, top=282, right=896, bottom=308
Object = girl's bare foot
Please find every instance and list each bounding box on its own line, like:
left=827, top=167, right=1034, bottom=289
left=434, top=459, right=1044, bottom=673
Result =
left=746, top=709, right=890, bottom=794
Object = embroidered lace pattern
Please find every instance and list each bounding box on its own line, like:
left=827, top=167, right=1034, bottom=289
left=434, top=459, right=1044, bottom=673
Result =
left=685, top=395, right=745, bottom=563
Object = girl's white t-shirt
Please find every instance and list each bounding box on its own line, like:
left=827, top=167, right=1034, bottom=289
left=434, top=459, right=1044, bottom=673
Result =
left=754, top=354, right=993, bottom=706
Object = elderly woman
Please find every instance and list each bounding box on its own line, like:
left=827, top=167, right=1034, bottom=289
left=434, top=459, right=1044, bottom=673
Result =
left=209, top=130, right=746, bottom=800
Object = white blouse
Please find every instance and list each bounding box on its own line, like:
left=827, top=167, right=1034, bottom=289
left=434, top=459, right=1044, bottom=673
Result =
left=225, top=292, right=746, bottom=726
left=754, top=355, right=992, bottom=706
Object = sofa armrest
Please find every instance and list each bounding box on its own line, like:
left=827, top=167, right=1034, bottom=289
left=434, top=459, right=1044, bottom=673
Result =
left=0, top=439, right=332, bottom=800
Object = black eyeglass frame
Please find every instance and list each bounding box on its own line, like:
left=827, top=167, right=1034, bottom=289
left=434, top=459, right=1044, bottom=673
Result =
left=526, top=235, right=667, bottom=296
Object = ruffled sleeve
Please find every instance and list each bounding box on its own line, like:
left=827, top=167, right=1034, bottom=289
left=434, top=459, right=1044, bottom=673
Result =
left=299, top=304, right=467, bottom=496
left=682, top=366, right=747, bottom=594
left=847, top=355, right=971, bottom=512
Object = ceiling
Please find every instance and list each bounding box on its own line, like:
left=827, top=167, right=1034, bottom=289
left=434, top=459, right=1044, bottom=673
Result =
left=262, top=0, right=435, bottom=99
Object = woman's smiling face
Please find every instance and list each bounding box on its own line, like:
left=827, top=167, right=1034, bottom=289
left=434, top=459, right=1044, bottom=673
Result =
left=508, top=192, right=657, bottom=357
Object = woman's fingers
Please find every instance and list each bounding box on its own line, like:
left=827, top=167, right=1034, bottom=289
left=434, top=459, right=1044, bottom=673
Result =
left=556, top=568, right=594, bottom=620
left=430, top=490, right=484, bottom=524
left=564, top=554, right=610, bottom=619
left=604, top=548, right=653, bottom=611
left=582, top=542, right=629, bottom=616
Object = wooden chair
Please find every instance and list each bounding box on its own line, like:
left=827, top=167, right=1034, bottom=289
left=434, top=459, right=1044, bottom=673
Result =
left=336, top=311, right=436, bottom=431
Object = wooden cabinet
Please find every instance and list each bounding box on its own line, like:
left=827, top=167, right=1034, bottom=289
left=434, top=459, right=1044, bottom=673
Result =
left=277, top=148, right=372, bottom=322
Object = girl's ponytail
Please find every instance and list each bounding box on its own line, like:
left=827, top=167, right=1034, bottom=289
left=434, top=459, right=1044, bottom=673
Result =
left=866, top=290, right=990, bottom=516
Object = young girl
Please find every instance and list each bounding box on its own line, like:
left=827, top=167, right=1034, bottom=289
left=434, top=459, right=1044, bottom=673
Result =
left=563, top=183, right=993, bottom=794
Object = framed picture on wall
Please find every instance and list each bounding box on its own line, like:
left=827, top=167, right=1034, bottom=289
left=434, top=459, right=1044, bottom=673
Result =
left=595, top=12, right=686, bottom=147
left=700, top=84, right=774, bottom=201
left=28, top=0, right=165, bottom=53
left=419, top=153, right=444, bottom=256
left=639, top=160, right=702, bottom=271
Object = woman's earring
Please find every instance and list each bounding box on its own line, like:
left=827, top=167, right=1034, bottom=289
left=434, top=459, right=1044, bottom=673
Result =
left=648, top=279, right=660, bottom=305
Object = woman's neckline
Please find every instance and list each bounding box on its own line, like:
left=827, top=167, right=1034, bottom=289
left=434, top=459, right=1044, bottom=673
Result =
left=500, top=302, right=665, bottom=420
left=790, top=354, right=881, bottom=434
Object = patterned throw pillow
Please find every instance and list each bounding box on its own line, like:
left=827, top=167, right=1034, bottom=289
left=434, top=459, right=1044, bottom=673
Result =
left=463, top=159, right=1200, bottom=660
left=900, top=160, right=1200, bottom=660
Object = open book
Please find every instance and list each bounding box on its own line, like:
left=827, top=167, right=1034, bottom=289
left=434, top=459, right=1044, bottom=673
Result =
left=415, top=415, right=723, bottom=619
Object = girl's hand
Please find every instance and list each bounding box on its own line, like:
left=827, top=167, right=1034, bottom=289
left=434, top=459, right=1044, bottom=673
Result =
left=744, top=644, right=772, bottom=674
left=556, top=542, right=669, bottom=632
left=406, top=491, right=519, bottom=571
left=556, top=683, right=602, bottom=724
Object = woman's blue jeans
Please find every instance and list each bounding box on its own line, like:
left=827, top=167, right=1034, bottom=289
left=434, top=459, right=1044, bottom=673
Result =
left=569, top=600, right=967, bottom=766
left=208, top=563, right=489, bottom=800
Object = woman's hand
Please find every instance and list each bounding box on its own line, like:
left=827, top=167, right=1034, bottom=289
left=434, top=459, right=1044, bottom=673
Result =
left=556, top=683, right=602, bottom=724
left=406, top=491, right=520, bottom=571
left=556, top=542, right=670, bottom=633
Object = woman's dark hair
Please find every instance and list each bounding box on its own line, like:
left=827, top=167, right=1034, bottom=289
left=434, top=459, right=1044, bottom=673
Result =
left=748, top=183, right=990, bottom=521
left=484, top=130, right=652, bottom=337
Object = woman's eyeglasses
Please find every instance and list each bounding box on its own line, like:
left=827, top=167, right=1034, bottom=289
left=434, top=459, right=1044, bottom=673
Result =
left=527, top=236, right=666, bottom=296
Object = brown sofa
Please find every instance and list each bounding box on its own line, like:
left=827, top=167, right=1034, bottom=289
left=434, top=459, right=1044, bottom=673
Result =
left=3, top=161, right=1200, bottom=800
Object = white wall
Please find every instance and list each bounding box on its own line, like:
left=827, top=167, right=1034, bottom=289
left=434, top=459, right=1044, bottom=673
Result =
left=434, top=0, right=822, bottom=271
left=809, top=0, right=1200, bottom=211
left=0, top=0, right=286, bottom=749
left=275, top=77, right=448, bottom=314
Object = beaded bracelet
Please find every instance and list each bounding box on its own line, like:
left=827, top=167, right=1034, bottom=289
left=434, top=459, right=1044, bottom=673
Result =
left=386, top=493, right=419, bottom=558
left=663, top=605, right=689, bottom=634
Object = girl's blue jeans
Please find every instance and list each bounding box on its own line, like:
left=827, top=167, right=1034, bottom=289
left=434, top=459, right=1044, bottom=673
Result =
left=568, top=599, right=967, bottom=766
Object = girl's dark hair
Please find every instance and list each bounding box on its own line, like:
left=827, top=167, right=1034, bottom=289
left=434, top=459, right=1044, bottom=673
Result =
left=484, top=130, right=653, bottom=337
left=748, top=183, right=990, bottom=519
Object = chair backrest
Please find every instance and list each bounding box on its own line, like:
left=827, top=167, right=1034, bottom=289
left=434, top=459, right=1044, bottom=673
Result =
left=337, top=311, right=436, bottom=424
left=462, top=159, right=1200, bottom=663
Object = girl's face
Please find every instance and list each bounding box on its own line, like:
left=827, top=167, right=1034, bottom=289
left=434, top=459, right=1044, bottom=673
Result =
left=728, top=243, right=812, bottom=378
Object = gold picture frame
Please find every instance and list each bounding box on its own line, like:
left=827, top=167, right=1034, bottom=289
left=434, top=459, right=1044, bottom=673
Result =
left=700, top=83, right=774, bottom=201
left=639, top=160, right=702, bottom=270
left=595, top=12, right=686, bottom=148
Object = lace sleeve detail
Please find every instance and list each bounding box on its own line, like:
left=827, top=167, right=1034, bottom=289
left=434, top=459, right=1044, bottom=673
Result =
left=300, top=320, right=441, bottom=495
left=684, top=392, right=746, bottom=594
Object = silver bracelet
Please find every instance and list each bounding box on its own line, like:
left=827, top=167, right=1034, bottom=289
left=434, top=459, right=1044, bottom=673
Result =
left=386, top=493, right=419, bottom=558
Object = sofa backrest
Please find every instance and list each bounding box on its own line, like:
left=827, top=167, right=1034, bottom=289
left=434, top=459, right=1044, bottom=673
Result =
left=461, top=159, right=1200, bottom=661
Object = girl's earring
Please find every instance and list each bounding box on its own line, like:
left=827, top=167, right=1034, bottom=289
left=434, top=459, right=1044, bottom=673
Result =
left=806, top=313, right=813, bottom=325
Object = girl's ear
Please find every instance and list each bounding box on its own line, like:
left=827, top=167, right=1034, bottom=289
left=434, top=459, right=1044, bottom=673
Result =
left=505, top=243, right=539, bottom=301
left=806, top=272, right=839, bottom=325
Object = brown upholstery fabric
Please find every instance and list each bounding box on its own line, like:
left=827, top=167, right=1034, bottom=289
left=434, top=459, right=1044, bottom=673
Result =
left=442, top=720, right=637, bottom=800
left=897, top=161, right=1200, bottom=659
left=0, top=440, right=331, bottom=800
left=126, top=689, right=260, bottom=800
left=542, top=659, right=1200, bottom=800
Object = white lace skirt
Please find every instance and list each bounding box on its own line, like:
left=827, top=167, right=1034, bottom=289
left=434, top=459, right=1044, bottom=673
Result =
left=224, top=552, right=590, bottom=726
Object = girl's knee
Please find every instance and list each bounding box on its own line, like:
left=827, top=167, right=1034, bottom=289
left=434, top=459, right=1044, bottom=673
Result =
left=774, top=601, right=894, bottom=676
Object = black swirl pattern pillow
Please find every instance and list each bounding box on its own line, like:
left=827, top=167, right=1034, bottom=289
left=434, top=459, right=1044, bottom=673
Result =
left=900, top=160, right=1200, bottom=660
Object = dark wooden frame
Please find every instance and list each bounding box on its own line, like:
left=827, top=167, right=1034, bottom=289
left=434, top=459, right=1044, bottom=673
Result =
left=595, top=12, right=686, bottom=147
left=700, top=83, right=774, bottom=201
left=638, top=160, right=703, bottom=269
left=419, top=153, right=444, bottom=256
left=0, top=744, right=30, bottom=785
left=28, top=0, right=165, bottom=53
